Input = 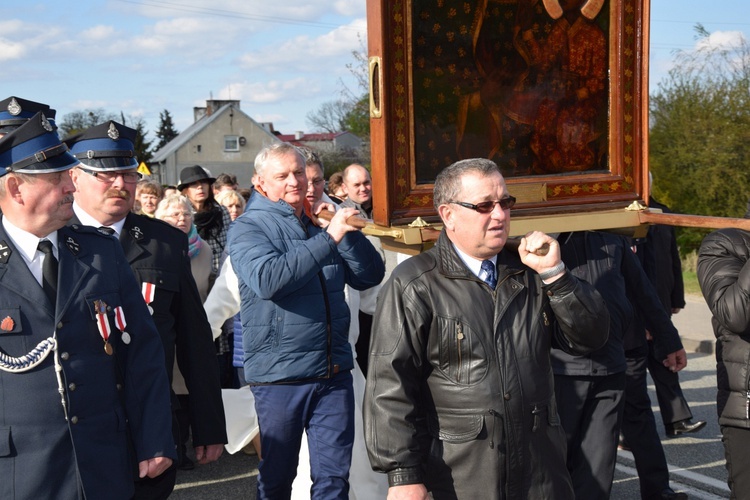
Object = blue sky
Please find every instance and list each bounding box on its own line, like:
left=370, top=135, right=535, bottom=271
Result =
left=1, top=0, right=748, bottom=140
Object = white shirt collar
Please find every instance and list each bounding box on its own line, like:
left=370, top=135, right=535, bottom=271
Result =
left=452, top=243, right=497, bottom=281
left=2, top=216, right=59, bottom=264
left=73, top=202, right=126, bottom=237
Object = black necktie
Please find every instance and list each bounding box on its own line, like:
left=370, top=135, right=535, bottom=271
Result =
left=98, top=226, right=115, bottom=236
left=38, top=240, right=58, bottom=307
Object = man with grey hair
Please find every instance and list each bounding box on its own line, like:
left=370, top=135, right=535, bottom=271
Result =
left=364, top=158, right=610, bottom=499
left=228, top=142, right=385, bottom=498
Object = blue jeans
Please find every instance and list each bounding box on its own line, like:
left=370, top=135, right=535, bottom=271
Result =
left=251, top=371, right=354, bottom=500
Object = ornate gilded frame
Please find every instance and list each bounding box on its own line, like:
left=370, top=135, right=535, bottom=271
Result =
left=367, top=0, right=650, bottom=227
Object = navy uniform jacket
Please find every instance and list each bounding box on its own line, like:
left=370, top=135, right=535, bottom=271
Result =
left=0, top=221, right=174, bottom=499
left=70, top=212, right=227, bottom=447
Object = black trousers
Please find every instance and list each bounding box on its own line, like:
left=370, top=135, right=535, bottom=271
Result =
left=622, top=347, right=672, bottom=499
left=721, top=425, right=750, bottom=500
left=555, top=372, right=626, bottom=500
left=355, top=311, right=373, bottom=376
left=647, top=339, right=693, bottom=427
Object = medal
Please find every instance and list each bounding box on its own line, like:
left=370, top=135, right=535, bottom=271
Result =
left=114, top=306, right=131, bottom=345
left=94, top=300, right=113, bottom=355
left=142, top=282, right=155, bottom=315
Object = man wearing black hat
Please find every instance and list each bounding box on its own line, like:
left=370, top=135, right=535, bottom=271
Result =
left=0, top=96, right=57, bottom=138
left=66, top=121, right=227, bottom=499
left=0, top=112, right=175, bottom=498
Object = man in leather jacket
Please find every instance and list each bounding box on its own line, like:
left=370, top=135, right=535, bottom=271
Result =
left=698, top=227, right=750, bottom=498
left=363, top=158, right=610, bottom=499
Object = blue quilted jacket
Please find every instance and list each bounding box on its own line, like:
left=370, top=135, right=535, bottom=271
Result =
left=228, top=192, right=385, bottom=384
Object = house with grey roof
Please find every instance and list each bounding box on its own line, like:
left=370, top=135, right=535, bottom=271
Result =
left=149, top=99, right=280, bottom=188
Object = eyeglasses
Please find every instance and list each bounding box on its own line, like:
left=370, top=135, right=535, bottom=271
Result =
left=163, top=211, right=192, bottom=220
left=308, top=178, right=325, bottom=187
left=78, top=167, right=141, bottom=184
left=450, top=196, right=516, bottom=213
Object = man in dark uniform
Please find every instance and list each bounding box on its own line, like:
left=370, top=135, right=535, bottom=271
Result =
left=65, top=121, right=227, bottom=499
left=0, top=112, right=175, bottom=499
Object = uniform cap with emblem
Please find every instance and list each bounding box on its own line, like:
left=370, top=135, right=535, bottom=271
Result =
left=0, top=96, right=57, bottom=134
left=64, top=120, right=138, bottom=171
left=0, top=112, right=79, bottom=177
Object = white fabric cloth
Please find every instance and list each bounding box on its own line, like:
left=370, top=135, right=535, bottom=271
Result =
left=221, top=386, right=259, bottom=454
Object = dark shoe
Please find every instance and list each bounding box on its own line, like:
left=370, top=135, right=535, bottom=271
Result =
left=618, top=434, right=631, bottom=451
left=666, top=418, right=707, bottom=437
left=659, top=487, right=688, bottom=499
left=178, top=456, right=194, bottom=471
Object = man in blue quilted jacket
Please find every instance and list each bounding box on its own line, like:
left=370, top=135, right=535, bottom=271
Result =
left=228, top=142, right=385, bottom=499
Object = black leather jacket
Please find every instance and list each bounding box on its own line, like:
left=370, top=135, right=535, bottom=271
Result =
left=364, top=232, right=609, bottom=499
left=698, top=228, right=750, bottom=428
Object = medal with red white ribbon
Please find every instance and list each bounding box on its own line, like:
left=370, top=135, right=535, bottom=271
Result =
left=142, top=282, right=155, bottom=315
left=94, top=300, right=113, bottom=355
left=114, top=306, right=131, bottom=344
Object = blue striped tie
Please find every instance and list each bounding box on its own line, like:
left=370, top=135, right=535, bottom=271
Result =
left=481, top=259, right=497, bottom=289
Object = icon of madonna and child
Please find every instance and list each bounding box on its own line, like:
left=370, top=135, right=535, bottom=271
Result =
left=411, top=0, right=609, bottom=182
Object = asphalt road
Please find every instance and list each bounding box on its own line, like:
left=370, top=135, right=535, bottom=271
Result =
left=172, top=293, right=728, bottom=499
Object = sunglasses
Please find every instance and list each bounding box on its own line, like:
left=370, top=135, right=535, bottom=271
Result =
left=450, top=196, right=516, bottom=213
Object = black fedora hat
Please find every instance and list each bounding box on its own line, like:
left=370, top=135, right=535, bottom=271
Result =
left=178, top=165, right=215, bottom=190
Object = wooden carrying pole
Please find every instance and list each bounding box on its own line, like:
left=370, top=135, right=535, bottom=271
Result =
left=638, top=211, right=750, bottom=231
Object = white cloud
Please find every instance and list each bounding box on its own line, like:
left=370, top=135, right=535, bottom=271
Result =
left=68, top=99, right=111, bottom=110
left=81, top=25, right=116, bottom=41
left=122, top=0, right=362, bottom=28
left=331, top=0, right=366, bottom=17
left=695, top=30, right=746, bottom=52
left=0, top=38, right=26, bottom=61
left=217, top=78, right=318, bottom=104
left=237, top=18, right=366, bottom=73
left=0, top=19, right=65, bottom=62
left=0, top=19, right=25, bottom=34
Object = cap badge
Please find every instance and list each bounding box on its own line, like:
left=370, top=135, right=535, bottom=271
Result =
left=65, top=236, right=80, bottom=255
left=7, top=98, right=21, bottom=116
left=0, top=241, right=11, bottom=264
left=0, top=316, right=14, bottom=331
left=107, top=122, right=119, bottom=140
left=40, top=113, right=53, bottom=132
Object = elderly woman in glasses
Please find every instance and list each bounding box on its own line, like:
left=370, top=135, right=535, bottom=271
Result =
left=155, top=193, right=215, bottom=470
left=155, top=194, right=213, bottom=300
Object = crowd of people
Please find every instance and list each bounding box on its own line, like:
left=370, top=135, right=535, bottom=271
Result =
left=0, top=94, right=747, bottom=500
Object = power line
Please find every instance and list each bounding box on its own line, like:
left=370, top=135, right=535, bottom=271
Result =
left=652, top=19, right=750, bottom=28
